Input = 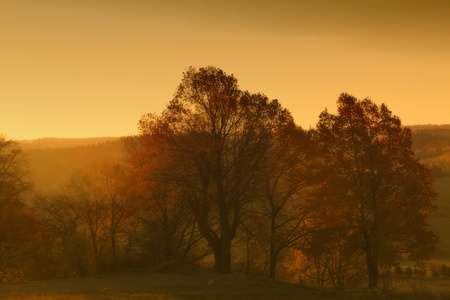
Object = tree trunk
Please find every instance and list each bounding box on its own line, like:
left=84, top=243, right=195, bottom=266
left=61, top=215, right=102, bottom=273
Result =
left=366, top=256, right=379, bottom=289
left=111, top=234, right=117, bottom=271
left=161, top=209, right=174, bottom=260
left=210, top=236, right=232, bottom=273
left=221, top=238, right=232, bottom=273
left=269, top=212, right=277, bottom=279
left=269, top=240, right=277, bottom=279
left=212, top=243, right=223, bottom=272
left=363, top=231, right=379, bottom=288
left=245, top=231, right=251, bottom=275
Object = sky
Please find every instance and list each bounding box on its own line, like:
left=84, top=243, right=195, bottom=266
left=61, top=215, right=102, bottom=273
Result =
left=1, top=0, right=449, bottom=139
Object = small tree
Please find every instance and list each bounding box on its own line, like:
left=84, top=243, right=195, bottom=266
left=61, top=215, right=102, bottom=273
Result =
left=124, top=135, right=206, bottom=266
left=35, top=193, right=93, bottom=277
left=394, top=265, right=404, bottom=276
left=259, top=126, right=310, bottom=279
left=63, top=162, right=141, bottom=272
left=64, top=169, right=109, bottom=272
left=441, top=264, right=449, bottom=277
left=0, top=136, right=31, bottom=203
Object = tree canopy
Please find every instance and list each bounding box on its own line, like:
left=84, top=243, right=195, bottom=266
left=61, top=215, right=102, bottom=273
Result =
left=311, top=93, right=437, bottom=288
left=0, top=67, right=440, bottom=289
left=137, top=66, right=297, bottom=273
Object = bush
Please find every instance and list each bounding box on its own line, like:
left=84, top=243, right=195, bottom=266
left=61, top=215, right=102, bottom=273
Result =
left=441, top=264, right=450, bottom=277
left=394, top=265, right=404, bottom=276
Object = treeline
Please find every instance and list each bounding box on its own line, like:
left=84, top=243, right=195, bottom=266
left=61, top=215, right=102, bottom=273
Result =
left=20, top=137, right=120, bottom=150
left=19, top=127, right=450, bottom=197
left=0, top=67, right=438, bottom=289
left=411, top=125, right=450, bottom=178
left=22, top=139, right=123, bottom=195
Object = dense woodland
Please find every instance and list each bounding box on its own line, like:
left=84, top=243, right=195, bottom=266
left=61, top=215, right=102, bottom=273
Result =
left=1, top=67, right=448, bottom=289
left=410, top=125, right=450, bottom=178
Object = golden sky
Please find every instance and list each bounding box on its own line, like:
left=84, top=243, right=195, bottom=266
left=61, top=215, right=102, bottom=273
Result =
left=1, top=0, right=449, bottom=139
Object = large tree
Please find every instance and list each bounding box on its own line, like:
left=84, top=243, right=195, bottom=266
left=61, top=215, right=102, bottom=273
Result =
left=138, top=66, right=294, bottom=273
left=313, top=94, right=437, bottom=288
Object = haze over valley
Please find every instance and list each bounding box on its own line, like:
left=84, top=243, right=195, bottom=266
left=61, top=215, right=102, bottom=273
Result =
left=1, top=0, right=450, bottom=298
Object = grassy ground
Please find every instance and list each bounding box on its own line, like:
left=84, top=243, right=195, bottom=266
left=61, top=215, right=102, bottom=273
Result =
left=0, top=271, right=322, bottom=300
left=1, top=271, right=450, bottom=300
left=0, top=272, right=320, bottom=300
left=381, top=277, right=450, bottom=299
left=429, top=177, right=450, bottom=262
left=4, top=180, right=448, bottom=300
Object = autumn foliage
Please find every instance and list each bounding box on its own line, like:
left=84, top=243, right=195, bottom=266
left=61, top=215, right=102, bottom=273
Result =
left=307, top=94, right=437, bottom=288
left=0, top=67, right=439, bottom=289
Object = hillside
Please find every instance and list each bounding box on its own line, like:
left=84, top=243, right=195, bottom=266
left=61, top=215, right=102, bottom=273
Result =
left=19, top=126, right=450, bottom=262
left=0, top=271, right=318, bottom=299
left=21, top=137, right=125, bottom=194
left=410, top=125, right=450, bottom=178
left=1, top=270, right=449, bottom=299
left=20, top=137, right=121, bottom=150
left=409, top=124, right=450, bottom=136
left=20, top=125, right=450, bottom=193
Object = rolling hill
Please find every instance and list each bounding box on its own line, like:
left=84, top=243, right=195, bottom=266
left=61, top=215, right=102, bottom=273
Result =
left=19, top=125, right=450, bottom=262
left=20, top=137, right=125, bottom=194
left=409, top=125, right=450, bottom=261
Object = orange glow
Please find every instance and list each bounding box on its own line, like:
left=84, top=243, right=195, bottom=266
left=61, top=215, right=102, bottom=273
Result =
left=1, top=0, right=449, bottom=139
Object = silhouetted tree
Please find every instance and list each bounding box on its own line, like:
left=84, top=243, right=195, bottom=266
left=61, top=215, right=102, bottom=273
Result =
left=0, top=136, right=52, bottom=281
left=258, top=126, right=311, bottom=279
left=0, top=136, right=30, bottom=203
left=64, top=169, right=109, bottom=272
left=124, top=136, right=205, bottom=265
left=34, top=193, right=92, bottom=277
left=312, top=94, right=438, bottom=288
left=63, top=162, right=139, bottom=272
left=91, top=162, right=137, bottom=270
left=138, top=66, right=293, bottom=273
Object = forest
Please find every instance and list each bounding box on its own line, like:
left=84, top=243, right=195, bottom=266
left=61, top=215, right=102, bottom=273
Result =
left=1, top=67, right=448, bottom=290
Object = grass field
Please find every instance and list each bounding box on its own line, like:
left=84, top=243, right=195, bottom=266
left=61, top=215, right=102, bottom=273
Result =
left=1, top=271, right=450, bottom=300
left=428, top=177, right=450, bottom=262
left=0, top=271, right=322, bottom=300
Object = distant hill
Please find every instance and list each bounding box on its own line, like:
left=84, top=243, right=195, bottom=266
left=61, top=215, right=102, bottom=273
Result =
left=17, top=128, right=450, bottom=262
left=409, top=125, right=450, bottom=178
left=19, top=128, right=450, bottom=191
left=20, top=137, right=121, bottom=150
left=409, top=124, right=450, bottom=137
left=20, top=137, right=127, bottom=194
left=407, top=125, right=450, bottom=261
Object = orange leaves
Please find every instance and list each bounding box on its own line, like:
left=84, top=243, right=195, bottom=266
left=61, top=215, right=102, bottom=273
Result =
left=311, top=93, right=438, bottom=287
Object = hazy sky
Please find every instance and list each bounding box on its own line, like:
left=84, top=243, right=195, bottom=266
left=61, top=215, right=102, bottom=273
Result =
left=1, top=0, right=449, bottom=139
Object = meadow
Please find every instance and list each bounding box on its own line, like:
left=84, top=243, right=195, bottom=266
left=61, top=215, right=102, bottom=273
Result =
left=428, top=177, right=450, bottom=263
left=0, top=271, right=322, bottom=300
left=1, top=270, right=450, bottom=300
left=6, top=126, right=448, bottom=299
